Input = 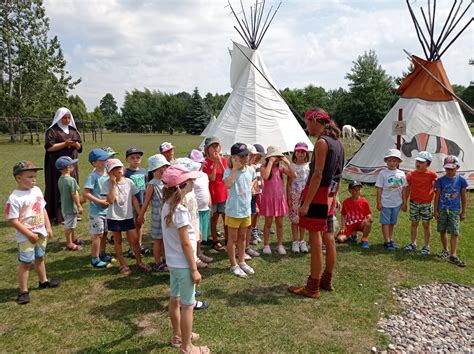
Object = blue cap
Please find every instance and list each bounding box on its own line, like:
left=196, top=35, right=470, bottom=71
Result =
left=415, top=151, right=433, bottom=162
left=88, top=148, right=111, bottom=162
left=55, top=156, right=78, bottom=170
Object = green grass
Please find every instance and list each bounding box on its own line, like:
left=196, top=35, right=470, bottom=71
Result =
left=0, top=133, right=472, bottom=352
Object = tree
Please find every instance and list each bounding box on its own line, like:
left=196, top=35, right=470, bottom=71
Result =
left=99, top=93, right=120, bottom=129
left=67, top=95, right=88, bottom=120
left=459, top=85, right=474, bottom=123
left=89, top=106, right=104, bottom=128
left=185, top=87, right=209, bottom=135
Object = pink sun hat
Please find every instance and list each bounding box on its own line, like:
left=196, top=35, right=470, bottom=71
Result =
left=162, top=164, right=202, bottom=188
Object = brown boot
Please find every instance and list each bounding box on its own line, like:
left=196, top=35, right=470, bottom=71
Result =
left=320, top=271, right=334, bottom=291
left=288, top=276, right=320, bottom=298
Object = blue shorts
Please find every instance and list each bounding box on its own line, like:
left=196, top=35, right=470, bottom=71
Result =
left=212, top=202, right=225, bottom=214
left=18, top=237, right=47, bottom=264
left=107, top=218, right=136, bottom=232
left=250, top=195, right=257, bottom=215
left=169, top=267, right=195, bottom=305
left=380, top=206, right=401, bottom=225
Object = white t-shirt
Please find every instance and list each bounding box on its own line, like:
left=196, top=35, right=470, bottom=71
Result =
left=375, top=168, right=408, bottom=208
left=161, top=203, right=197, bottom=268
left=101, top=178, right=139, bottom=220
left=5, top=186, right=47, bottom=243
left=182, top=190, right=200, bottom=237
left=193, top=174, right=210, bottom=211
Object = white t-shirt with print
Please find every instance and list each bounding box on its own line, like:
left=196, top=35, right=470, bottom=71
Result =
left=101, top=178, right=139, bottom=220
left=375, top=168, right=407, bottom=208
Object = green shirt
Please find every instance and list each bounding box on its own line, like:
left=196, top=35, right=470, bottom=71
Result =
left=58, top=175, right=79, bottom=215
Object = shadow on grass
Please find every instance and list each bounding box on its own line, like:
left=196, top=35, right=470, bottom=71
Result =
left=0, top=287, right=19, bottom=304
left=104, top=271, right=168, bottom=290
left=207, top=283, right=291, bottom=306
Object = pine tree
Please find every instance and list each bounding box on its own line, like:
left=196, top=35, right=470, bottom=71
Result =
left=185, top=87, right=209, bottom=135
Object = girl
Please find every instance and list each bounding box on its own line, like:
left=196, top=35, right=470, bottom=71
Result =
left=224, top=143, right=256, bottom=278
left=101, top=158, right=151, bottom=275
left=260, top=146, right=296, bottom=255
left=136, top=154, right=170, bottom=272
left=161, top=165, right=209, bottom=353
left=287, top=142, right=311, bottom=253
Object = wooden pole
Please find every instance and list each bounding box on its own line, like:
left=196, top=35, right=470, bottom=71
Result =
left=397, top=108, right=403, bottom=150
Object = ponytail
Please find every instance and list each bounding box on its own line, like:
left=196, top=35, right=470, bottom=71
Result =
left=162, top=186, right=183, bottom=226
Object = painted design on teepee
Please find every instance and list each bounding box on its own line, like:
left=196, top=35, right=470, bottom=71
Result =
left=401, top=133, right=464, bottom=161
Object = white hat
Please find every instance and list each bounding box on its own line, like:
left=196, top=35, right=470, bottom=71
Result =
left=266, top=146, right=284, bottom=159
left=147, top=154, right=170, bottom=172
left=105, top=158, right=124, bottom=173
left=384, top=149, right=402, bottom=161
left=247, top=144, right=257, bottom=154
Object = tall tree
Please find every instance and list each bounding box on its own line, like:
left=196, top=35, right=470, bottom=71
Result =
left=99, top=93, right=120, bottom=129
left=185, top=87, right=209, bottom=135
left=67, top=95, right=88, bottom=120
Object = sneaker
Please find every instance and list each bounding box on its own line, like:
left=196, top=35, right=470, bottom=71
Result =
left=230, top=265, right=247, bottom=278
left=193, top=300, right=209, bottom=311
left=388, top=240, right=397, bottom=249
left=38, top=278, right=60, bottom=289
left=276, top=245, right=287, bottom=255
left=239, top=262, right=255, bottom=275
left=140, top=247, right=151, bottom=256
left=384, top=242, right=395, bottom=252
left=251, top=234, right=259, bottom=246
left=359, top=240, right=369, bottom=249
left=245, top=247, right=260, bottom=257
left=292, top=241, right=300, bottom=253
left=91, top=258, right=112, bottom=269
left=262, top=245, right=272, bottom=254
left=196, top=259, right=208, bottom=269
left=152, top=261, right=168, bottom=272
left=198, top=254, right=214, bottom=263
left=244, top=253, right=252, bottom=260
left=322, top=243, right=327, bottom=255
left=439, top=250, right=449, bottom=258
left=448, top=256, right=466, bottom=267
left=299, top=241, right=309, bottom=253
left=16, top=291, right=30, bottom=305
left=404, top=243, right=417, bottom=251
left=100, top=253, right=116, bottom=263
left=420, top=246, right=430, bottom=256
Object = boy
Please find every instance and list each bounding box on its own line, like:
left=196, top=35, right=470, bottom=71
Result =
left=56, top=156, right=83, bottom=251
left=160, top=142, right=176, bottom=164
left=124, top=147, right=150, bottom=257
left=336, top=181, right=373, bottom=248
left=83, top=148, right=115, bottom=268
left=434, top=155, right=468, bottom=267
left=6, top=161, right=59, bottom=304
left=250, top=143, right=265, bottom=245
left=404, top=151, right=438, bottom=255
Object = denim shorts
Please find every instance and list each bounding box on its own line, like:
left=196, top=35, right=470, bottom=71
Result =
left=18, top=237, right=47, bottom=264
left=212, top=202, right=226, bottom=214
left=250, top=196, right=257, bottom=215
left=107, top=218, right=136, bottom=232
left=63, top=213, right=77, bottom=229
left=380, top=206, right=401, bottom=225
left=437, top=209, right=460, bottom=235
left=169, top=267, right=195, bottom=305
left=89, top=214, right=108, bottom=236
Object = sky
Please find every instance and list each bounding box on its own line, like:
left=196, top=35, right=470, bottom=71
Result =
left=43, top=0, right=473, bottom=111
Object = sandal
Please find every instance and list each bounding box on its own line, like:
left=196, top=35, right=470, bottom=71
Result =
left=198, top=254, right=214, bottom=263
left=171, top=332, right=200, bottom=348
left=196, top=259, right=208, bottom=269
left=66, top=244, right=82, bottom=251
left=212, top=241, right=225, bottom=252
left=180, top=345, right=210, bottom=354
left=448, top=256, right=466, bottom=267
left=119, top=265, right=132, bottom=275
left=137, top=263, right=152, bottom=272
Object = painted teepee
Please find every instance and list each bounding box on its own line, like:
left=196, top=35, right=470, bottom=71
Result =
left=343, top=0, right=474, bottom=187
left=206, top=1, right=312, bottom=154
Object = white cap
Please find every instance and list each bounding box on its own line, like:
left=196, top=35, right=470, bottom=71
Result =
left=384, top=149, right=402, bottom=161
left=105, top=158, right=124, bottom=173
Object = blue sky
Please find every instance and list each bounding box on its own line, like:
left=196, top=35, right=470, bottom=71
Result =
left=44, top=0, right=473, bottom=110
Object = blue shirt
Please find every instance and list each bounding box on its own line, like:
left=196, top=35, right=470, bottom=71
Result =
left=223, top=167, right=256, bottom=218
left=435, top=175, right=468, bottom=211
left=125, top=168, right=146, bottom=205
left=84, top=170, right=108, bottom=216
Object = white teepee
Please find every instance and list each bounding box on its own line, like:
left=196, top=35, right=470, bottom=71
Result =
left=200, top=115, right=217, bottom=137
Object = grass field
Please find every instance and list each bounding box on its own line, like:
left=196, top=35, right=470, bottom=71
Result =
left=0, top=133, right=472, bottom=352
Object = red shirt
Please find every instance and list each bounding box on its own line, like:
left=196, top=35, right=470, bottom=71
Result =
left=202, top=157, right=228, bottom=204
left=406, top=169, right=438, bottom=203
left=341, top=197, right=371, bottom=226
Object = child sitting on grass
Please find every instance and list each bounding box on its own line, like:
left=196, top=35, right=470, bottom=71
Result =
left=6, top=161, right=59, bottom=305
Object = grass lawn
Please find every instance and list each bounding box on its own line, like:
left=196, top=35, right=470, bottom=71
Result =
left=0, top=133, right=472, bottom=352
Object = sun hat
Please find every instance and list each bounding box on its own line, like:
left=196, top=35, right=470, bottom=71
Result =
left=266, top=146, right=284, bottom=159
left=147, top=154, right=170, bottom=173
left=230, top=143, right=250, bottom=156
left=294, top=142, right=309, bottom=152
left=105, top=158, right=124, bottom=173
left=89, top=148, right=112, bottom=162
left=415, top=151, right=433, bottom=162
left=204, top=136, right=220, bottom=148
left=162, top=164, right=203, bottom=188
left=13, top=161, right=43, bottom=176
left=55, top=156, right=78, bottom=170
left=159, top=142, right=175, bottom=153
left=175, top=157, right=201, bottom=172
left=125, top=147, right=144, bottom=157
left=253, top=143, right=265, bottom=155
left=189, top=149, right=205, bottom=163
left=443, top=155, right=460, bottom=169
left=384, top=149, right=402, bottom=161
left=247, top=144, right=257, bottom=154
left=348, top=180, right=363, bottom=190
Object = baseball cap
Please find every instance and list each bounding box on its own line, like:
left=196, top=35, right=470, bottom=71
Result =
left=159, top=142, right=175, bottom=153
left=230, top=143, right=250, bottom=156
left=443, top=155, right=460, bottom=169
left=253, top=144, right=265, bottom=155
left=204, top=136, right=220, bottom=148
left=13, top=161, right=43, bottom=176
left=105, top=158, right=124, bottom=173
left=189, top=149, right=205, bottom=163
left=415, top=151, right=433, bottom=162
left=175, top=157, right=201, bottom=172
left=101, top=147, right=118, bottom=156
left=162, top=164, right=203, bottom=188
left=348, top=180, right=363, bottom=190
left=55, top=156, right=78, bottom=170
left=125, top=147, right=144, bottom=157
left=89, top=148, right=112, bottom=162
left=147, top=154, right=170, bottom=172
left=294, top=142, right=309, bottom=152
left=384, top=149, right=402, bottom=161
left=247, top=144, right=257, bottom=154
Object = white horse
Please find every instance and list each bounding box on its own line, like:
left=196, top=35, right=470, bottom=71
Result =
left=342, top=125, right=361, bottom=142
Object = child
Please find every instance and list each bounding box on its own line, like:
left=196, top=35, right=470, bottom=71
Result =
left=287, top=142, right=310, bottom=253
left=375, top=149, right=408, bottom=251
left=434, top=155, right=468, bottom=267
left=83, top=148, right=115, bottom=268
left=56, top=156, right=83, bottom=251
left=244, top=144, right=260, bottom=258
left=6, top=161, right=59, bottom=305
left=260, top=146, right=297, bottom=255
left=202, top=136, right=227, bottom=252
left=223, top=143, right=256, bottom=278
left=101, top=158, right=151, bottom=274
left=250, top=143, right=265, bottom=245
left=404, top=151, right=438, bottom=255
left=161, top=165, right=209, bottom=353
left=336, top=181, right=373, bottom=248
left=124, top=147, right=150, bottom=257
left=160, top=142, right=176, bottom=164
left=137, top=154, right=170, bottom=271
